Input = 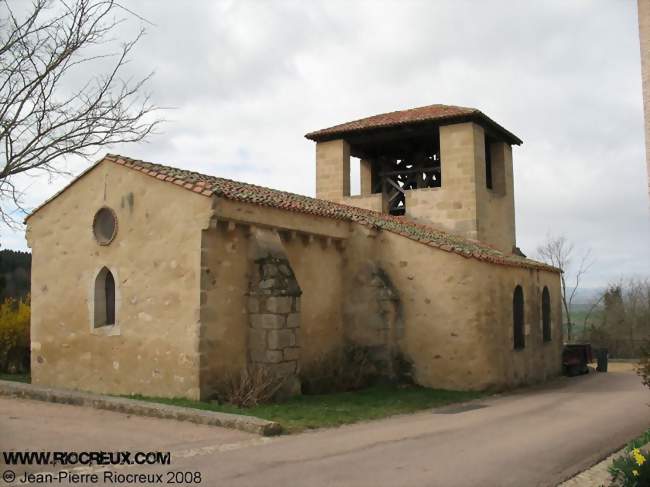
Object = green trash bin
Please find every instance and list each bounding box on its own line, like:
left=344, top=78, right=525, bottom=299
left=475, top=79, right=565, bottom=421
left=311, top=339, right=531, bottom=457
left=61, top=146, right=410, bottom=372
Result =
left=596, top=348, right=608, bottom=372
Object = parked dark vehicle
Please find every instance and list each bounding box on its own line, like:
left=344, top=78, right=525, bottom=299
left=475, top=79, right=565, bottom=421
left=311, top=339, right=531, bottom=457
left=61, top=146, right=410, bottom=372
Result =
left=562, top=344, right=594, bottom=376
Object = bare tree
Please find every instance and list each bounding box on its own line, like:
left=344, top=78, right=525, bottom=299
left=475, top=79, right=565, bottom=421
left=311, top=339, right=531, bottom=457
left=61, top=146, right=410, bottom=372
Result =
left=581, top=293, right=604, bottom=338
left=609, top=278, right=650, bottom=348
left=0, top=0, right=160, bottom=225
left=537, top=234, right=593, bottom=342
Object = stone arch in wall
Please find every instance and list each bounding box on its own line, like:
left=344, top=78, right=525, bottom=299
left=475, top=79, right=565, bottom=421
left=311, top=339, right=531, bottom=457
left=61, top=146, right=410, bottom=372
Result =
left=344, top=264, right=405, bottom=380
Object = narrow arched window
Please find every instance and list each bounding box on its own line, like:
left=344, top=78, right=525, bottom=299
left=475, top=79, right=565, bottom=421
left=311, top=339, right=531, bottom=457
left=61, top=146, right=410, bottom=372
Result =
left=513, top=285, right=525, bottom=350
left=94, top=267, right=116, bottom=327
left=542, top=286, right=551, bottom=342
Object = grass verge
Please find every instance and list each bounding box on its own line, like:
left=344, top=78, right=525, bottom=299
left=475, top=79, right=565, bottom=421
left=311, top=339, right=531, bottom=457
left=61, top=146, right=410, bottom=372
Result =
left=623, top=428, right=650, bottom=451
left=0, top=372, right=30, bottom=383
left=126, top=384, right=484, bottom=433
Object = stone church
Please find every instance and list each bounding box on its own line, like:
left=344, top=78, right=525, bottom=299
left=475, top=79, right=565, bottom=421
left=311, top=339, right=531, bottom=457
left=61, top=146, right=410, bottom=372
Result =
left=26, top=104, right=562, bottom=400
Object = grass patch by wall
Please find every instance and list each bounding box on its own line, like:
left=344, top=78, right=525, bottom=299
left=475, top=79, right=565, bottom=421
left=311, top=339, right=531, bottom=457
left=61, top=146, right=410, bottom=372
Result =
left=127, top=384, right=484, bottom=433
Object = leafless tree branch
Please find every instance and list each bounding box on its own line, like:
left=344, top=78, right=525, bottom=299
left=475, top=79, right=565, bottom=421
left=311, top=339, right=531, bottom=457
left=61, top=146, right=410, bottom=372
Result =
left=537, top=234, right=594, bottom=342
left=0, top=0, right=161, bottom=225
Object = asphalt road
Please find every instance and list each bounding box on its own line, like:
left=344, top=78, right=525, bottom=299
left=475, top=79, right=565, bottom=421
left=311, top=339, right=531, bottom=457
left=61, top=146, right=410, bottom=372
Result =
left=1, top=363, right=649, bottom=487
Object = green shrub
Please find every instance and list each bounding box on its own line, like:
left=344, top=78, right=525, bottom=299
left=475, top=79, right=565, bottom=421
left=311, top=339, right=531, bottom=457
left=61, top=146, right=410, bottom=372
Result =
left=0, top=297, right=30, bottom=373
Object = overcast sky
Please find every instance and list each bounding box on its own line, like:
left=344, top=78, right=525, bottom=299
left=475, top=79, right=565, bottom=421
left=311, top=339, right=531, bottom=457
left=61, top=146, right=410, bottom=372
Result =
left=1, top=0, right=649, bottom=291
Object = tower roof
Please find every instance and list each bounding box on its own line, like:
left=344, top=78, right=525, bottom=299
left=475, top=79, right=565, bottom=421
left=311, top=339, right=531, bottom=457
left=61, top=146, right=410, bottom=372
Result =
left=305, top=104, right=522, bottom=145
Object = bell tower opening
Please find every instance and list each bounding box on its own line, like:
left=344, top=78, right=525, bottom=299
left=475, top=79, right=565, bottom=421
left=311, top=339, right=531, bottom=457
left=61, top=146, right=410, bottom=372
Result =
left=307, top=104, right=522, bottom=252
left=357, top=126, right=442, bottom=216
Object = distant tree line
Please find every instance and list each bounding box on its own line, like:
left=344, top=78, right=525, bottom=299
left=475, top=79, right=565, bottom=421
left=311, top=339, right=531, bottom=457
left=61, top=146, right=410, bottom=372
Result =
left=582, top=278, right=650, bottom=358
left=0, top=249, right=31, bottom=301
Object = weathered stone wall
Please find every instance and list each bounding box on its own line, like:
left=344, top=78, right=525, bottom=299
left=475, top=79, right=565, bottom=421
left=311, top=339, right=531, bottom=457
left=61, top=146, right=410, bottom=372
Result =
left=26, top=161, right=213, bottom=399
left=215, top=198, right=349, bottom=239
left=344, top=224, right=562, bottom=391
left=360, top=158, right=373, bottom=195
left=343, top=257, right=403, bottom=379
left=491, top=266, right=563, bottom=387
left=405, top=123, right=482, bottom=241
left=198, top=220, right=249, bottom=399
left=198, top=224, right=305, bottom=399
left=640, top=0, right=650, bottom=198
left=315, top=139, right=350, bottom=201
left=404, top=123, right=516, bottom=253
left=281, top=233, right=346, bottom=368
left=475, top=139, right=516, bottom=253
left=247, top=249, right=302, bottom=396
left=340, top=194, right=383, bottom=212
left=197, top=204, right=347, bottom=399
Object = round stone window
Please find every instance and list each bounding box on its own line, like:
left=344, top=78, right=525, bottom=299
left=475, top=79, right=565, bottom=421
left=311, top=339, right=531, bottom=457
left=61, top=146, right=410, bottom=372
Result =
left=93, top=207, right=117, bottom=245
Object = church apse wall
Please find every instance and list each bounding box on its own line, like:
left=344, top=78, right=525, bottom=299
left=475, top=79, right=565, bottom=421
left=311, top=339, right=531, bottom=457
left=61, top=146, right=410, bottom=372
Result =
left=373, top=230, right=563, bottom=390
left=342, top=225, right=561, bottom=391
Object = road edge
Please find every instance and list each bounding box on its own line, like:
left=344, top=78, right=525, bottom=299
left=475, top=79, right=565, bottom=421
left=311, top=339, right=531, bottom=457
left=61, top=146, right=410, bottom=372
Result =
left=0, top=380, right=283, bottom=437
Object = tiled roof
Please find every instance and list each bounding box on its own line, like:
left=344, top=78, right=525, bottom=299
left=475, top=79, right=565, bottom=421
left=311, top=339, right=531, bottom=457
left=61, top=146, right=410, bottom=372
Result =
left=305, top=104, right=523, bottom=145
left=97, top=154, right=554, bottom=272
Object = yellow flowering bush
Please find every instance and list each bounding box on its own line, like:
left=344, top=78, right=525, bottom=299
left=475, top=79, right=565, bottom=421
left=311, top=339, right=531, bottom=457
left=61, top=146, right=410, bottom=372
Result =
left=632, top=449, right=646, bottom=467
left=0, top=297, right=30, bottom=373
left=610, top=434, right=650, bottom=487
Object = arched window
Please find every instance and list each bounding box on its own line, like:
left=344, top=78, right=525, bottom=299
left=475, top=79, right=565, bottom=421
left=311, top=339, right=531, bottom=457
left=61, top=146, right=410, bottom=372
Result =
left=94, top=267, right=116, bottom=327
left=542, top=286, right=551, bottom=342
left=513, top=285, right=525, bottom=350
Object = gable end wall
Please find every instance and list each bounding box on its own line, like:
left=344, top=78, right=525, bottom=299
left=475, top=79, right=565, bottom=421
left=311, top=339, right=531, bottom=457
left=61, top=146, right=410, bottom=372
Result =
left=26, top=161, right=213, bottom=399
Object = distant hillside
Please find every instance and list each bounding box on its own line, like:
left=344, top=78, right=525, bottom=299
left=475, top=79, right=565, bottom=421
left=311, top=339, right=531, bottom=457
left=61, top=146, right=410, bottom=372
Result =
left=0, top=249, right=31, bottom=301
left=570, top=287, right=607, bottom=307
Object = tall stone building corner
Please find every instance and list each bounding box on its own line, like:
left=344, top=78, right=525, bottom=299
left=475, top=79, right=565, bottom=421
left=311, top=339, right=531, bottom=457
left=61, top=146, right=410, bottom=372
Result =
left=639, top=0, right=650, bottom=199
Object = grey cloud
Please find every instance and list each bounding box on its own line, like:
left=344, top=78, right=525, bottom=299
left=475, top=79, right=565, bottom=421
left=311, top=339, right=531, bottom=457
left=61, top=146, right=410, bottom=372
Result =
left=1, top=0, right=648, bottom=289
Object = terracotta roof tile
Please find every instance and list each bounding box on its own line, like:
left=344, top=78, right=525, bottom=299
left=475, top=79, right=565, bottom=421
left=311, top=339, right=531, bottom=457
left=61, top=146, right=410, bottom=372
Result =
left=99, top=154, right=555, bottom=272
left=305, top=104, right=522, bottom=145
